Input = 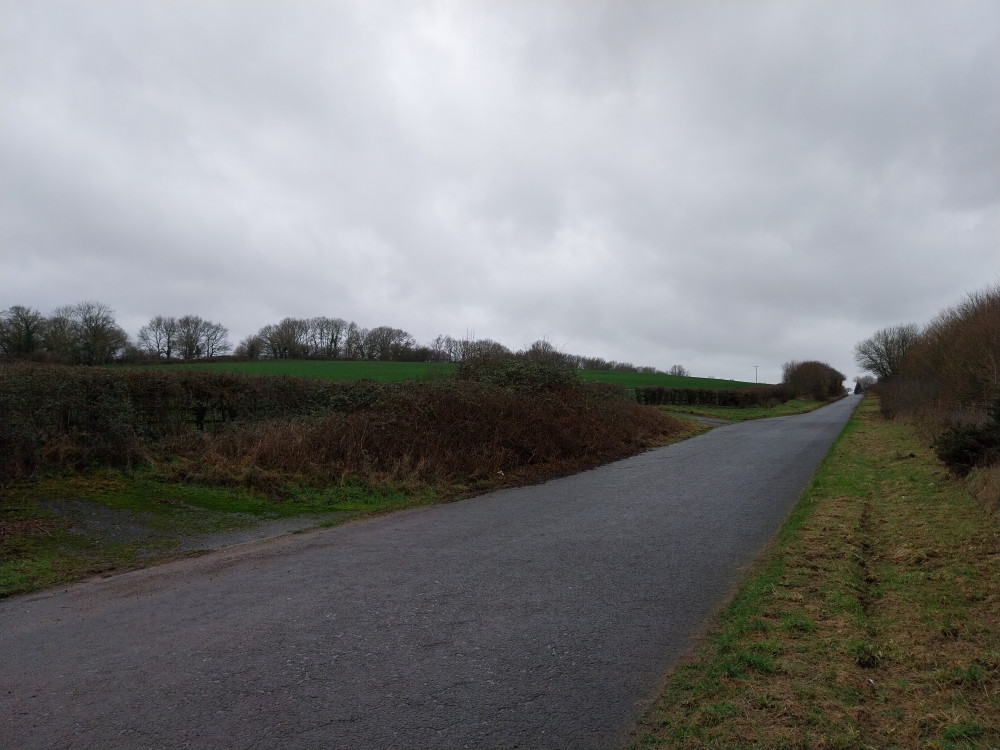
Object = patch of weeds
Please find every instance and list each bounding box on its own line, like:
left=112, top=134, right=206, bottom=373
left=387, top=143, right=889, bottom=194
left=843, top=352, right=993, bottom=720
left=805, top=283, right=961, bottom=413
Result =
left=830, top=683, right=863, bottom=707
left=285, top=481, right=425, bottom=513
left=713, top=649, right=778, bottom=679
left=939, top=617, right=961, bottom=639
left=940, top=722, right=984, bottom=742
left=659, top=398, right=826, bottom=422
left=850, top=640, right=883, bottom=668
left=699, top=700, right=740, bottom=727
left=781, top=609, right=816, bottom=633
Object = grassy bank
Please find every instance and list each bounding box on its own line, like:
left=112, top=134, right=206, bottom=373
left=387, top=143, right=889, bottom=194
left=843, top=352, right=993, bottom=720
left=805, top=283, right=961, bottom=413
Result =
left=633, top=396, right=999, bottom=749
left=659, top=398, right=830, bottom=422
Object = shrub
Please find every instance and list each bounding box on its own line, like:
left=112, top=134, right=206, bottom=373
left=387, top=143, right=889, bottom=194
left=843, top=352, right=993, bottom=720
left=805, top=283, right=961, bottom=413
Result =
left=934, top=397, right=1000, bottom=475
left=781, top=360, right=845, bottom=401
left=876, top=284, right=999, bottom=421
left=455, top=354, right=578, bottom=393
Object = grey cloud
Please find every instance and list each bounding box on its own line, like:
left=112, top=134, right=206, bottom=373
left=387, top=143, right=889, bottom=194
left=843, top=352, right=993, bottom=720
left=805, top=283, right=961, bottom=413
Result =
left=2, top=0, right=997, bottom=385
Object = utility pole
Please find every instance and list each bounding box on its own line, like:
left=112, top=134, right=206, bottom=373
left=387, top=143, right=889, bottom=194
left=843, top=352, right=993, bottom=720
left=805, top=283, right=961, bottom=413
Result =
left=754, top=365, right=758, bottom=383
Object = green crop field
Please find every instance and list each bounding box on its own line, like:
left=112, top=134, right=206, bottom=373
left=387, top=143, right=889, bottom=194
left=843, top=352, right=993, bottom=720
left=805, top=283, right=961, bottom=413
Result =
left=141, top=360, right=761, bottom=389
left=577, top=370, right=760, bottom=389
left=144, top=360, right=457, bottom=382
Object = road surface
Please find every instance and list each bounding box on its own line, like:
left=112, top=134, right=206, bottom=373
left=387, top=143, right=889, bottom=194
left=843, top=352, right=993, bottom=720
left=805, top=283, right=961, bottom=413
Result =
left=1, top=396, right=860, bottom=749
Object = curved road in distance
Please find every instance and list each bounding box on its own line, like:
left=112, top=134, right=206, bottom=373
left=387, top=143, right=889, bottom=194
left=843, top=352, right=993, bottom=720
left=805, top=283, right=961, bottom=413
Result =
left=1, top=395, right=861, bottom=750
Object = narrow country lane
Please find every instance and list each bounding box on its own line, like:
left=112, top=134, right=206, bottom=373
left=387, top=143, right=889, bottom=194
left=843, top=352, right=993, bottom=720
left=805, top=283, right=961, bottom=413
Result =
left=1, top=396, right=860, bottom=750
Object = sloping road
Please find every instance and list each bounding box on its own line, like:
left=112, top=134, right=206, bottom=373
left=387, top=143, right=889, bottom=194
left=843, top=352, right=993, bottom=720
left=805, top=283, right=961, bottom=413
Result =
left=1, top=396, right=859, bottom=750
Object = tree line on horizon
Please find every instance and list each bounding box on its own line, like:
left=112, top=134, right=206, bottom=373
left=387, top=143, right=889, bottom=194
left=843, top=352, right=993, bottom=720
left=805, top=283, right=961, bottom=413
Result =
left=0, top=302, right=692, bottom=377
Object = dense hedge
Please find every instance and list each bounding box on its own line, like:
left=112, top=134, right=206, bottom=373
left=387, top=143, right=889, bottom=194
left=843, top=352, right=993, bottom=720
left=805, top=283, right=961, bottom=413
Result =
left=0, top=363, right=385, bottom=480
left=633, top=384, right=794, bottom=408
left=0, top=361, right=686, bottom=486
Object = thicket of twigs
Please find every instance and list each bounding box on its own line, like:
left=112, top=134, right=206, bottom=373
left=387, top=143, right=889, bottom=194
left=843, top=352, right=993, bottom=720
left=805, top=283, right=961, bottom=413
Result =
left=874, top=284, right=1000, bottom=477
left=879, top=285, right=999, bottom=423
left=0, top=360, right=686, bottom=490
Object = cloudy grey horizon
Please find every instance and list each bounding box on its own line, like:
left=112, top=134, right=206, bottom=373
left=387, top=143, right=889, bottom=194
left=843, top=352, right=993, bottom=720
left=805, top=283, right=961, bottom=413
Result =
left=2, top=1, right=997, bottom=384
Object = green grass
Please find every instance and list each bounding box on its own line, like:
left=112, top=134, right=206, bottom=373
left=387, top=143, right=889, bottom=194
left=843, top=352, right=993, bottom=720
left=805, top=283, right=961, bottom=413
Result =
left=138, top=360, right=757, bottom=389
left=633, top=396, right=999, bottom=748
left=658, top=398, right=828, bottom=422
left=0, top=468, right=436, bottom=598
left=142, top=359, right=456, bottom=381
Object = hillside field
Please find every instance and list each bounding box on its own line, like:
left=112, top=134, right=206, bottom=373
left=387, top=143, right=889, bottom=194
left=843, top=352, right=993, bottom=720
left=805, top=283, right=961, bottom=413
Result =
left=142, top=360, right=761, bottom=389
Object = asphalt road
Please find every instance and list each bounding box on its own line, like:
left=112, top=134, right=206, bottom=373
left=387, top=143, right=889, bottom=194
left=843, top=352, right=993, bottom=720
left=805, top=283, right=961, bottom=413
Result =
left=1, top=395, right=860, bottom=750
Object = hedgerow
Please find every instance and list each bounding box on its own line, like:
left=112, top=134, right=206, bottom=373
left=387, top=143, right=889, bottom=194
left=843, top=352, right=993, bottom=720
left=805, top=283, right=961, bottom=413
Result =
left=633, top=384, right=794, bottom=408
left=0, top=362, right=685, bottom=488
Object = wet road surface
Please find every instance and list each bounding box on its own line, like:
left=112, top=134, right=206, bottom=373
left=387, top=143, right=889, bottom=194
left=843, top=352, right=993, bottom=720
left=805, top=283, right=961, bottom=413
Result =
left=1, top=396, right=859, bottom=749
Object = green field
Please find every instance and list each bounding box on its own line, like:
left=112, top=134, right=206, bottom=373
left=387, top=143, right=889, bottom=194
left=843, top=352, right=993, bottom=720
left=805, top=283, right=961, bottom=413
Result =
left=142, top=360, right=760, bottom=389
left=145, top=359, right=456, bottom=381
left=577, top=370, right=760, bottom=389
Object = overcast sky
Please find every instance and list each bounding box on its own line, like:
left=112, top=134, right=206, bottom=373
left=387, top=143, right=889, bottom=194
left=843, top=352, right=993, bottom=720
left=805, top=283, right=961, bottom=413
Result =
left=2, top=1, right=997, bottom=383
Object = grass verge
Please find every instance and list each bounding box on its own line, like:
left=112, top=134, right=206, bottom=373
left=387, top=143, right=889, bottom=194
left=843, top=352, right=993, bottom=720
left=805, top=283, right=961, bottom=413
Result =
left=633, top=396, right=999, bottom=749
left=659, top=398, right=829, bottom=422
left=0, top=469, right=434, bottom=598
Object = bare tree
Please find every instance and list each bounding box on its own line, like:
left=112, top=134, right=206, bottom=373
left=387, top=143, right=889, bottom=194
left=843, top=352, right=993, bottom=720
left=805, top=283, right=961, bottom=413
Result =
left=0, top=305, right=46, bottom=359
left=42, top=308, right=78, bottom=362
left=201, top=321, right=231, bottom=358
left=308, top=317, right=347, bottom=358
left=854, top=323, right=920, bottom=380
left=782, top=360, right=846, bottom=400
left=521, top=339, right=566, bottom=363
left=362, top=326, right=416, bottom=361
left=40, top=301, right=128, bottom=365
left=258, top=318, right=310, bottom=359
left=235, top=334, right=264, bottom=360
left=668, top=364, right=690, bottom=377
left=854, top=375, right=876, bottom=394
left=343, top=322, right=368, bottom=360
left=463, top=338, right=511, bottom=360
left=137, top=315, right=178, bottom=359
left=176, top=315, right=208, bottom=360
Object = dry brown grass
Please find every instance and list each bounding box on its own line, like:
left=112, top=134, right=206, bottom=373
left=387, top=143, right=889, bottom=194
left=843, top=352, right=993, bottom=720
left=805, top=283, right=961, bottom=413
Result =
left=963, top=463, right=999, bottom=515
